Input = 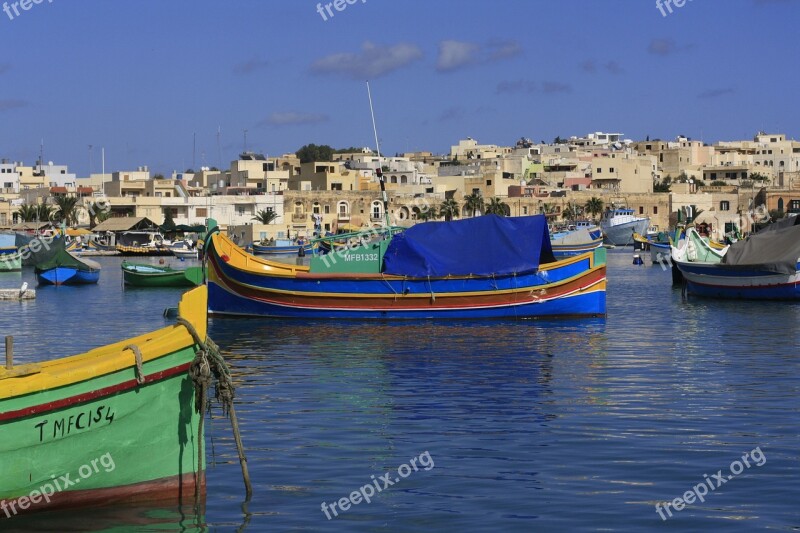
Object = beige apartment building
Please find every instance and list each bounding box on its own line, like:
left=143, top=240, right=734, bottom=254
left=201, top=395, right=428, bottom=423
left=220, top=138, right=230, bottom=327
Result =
left=589, top=151, right=656, bottom=193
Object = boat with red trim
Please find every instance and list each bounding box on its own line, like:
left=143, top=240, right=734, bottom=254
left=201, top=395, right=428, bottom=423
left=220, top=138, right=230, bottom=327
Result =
left=0, top=286, right=210, bottom=517
left=205, top=214, right=607, bottom=319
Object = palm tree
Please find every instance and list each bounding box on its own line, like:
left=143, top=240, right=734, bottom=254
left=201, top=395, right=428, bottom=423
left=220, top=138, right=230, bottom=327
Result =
left=87, top=201, right=110, bottom=229
left=16, top=204, right=39, bottom=222
left=252, top=208, right=278, bottom=224
left=37, top=203, right=54, bottom=224
left=417, top=205, right=438, bottom=222
left=484, top=197, right=509, bottom=216
left=584, top=197, right=604, bottom=222
left=439, top=198, right=460, bottom=222
left=463, top=193, right=484, bottom=217
left=562, top=204, right=576, bottom=222
left=52, top=196, right=80, bottom=226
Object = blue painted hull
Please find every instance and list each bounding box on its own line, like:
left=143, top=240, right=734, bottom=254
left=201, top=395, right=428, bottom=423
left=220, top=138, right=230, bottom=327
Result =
left=676, top=261, right=800, bottom=300
left=36, top=267, right=100, bottom=286
left=207, top=281, right=606, bottom=319
left=206, top=233, right=607, bottom=319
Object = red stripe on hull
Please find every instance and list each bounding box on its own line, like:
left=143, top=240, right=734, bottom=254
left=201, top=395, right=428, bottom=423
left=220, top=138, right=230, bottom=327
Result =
left=0, top=472, right=205, bottom=519
left=0, top=363, right=191, bottom=423
left=212, top=258, right=606, bottom=311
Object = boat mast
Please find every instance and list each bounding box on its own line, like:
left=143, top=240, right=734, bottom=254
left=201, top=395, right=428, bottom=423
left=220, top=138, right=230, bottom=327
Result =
left=367, top=81, right=391, bottom=228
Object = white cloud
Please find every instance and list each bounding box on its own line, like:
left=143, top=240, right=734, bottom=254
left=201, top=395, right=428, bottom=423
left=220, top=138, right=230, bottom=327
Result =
left=259, top=112, right=329, bottom=126
left=311, top=42, right=422, bottom=79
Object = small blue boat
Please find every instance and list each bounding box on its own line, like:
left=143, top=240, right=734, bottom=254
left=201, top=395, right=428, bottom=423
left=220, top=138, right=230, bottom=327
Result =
left=31, top=237, right=102, bottom=286
left=550, top=226, right=603, bottom=257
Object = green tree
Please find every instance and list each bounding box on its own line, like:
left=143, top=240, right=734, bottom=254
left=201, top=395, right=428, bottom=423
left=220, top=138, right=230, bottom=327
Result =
left=584, top=197, right=604, bottom=222
left=296, top=143, right=334, bottom=163
left=162, top=208, right=177, bottom=231
left=87, top=201, right=110, bottom=229
left=562, top=204, right=576, bottom=222
left=463, top=193, right=484, bottom=217
left=252, top=208, right=278, bottom=224
left=654, top=175, right=672, bottom=193
left=417, top=205, right=438, bottom=222
left=439, top=198, right=460, bottom=221
left=15, top=204, right=39, bottom=222
left=485, top=197, right=509, bottom=216
left=52, top=196, right=80, bottom=226
left=553, top=136, right=568, bottom=144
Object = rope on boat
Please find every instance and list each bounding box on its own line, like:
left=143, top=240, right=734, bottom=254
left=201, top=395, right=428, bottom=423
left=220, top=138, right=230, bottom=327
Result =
left=124, top=344, right=145, bottom=385
left=178, top=316, right=253, bottom=503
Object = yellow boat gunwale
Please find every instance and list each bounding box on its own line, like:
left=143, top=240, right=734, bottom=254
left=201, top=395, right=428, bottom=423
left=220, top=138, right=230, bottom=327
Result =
left=210, top=232, right=601, bottom=281
left=0, top=286, right=207, bottom=399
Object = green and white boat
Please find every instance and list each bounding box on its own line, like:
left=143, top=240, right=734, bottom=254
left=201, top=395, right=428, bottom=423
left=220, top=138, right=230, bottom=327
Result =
left=121, top=261, right=204, bottom=288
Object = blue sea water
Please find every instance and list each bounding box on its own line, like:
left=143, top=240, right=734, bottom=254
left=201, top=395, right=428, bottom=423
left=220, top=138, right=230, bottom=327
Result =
left=1, top=251, right=799, bottom=531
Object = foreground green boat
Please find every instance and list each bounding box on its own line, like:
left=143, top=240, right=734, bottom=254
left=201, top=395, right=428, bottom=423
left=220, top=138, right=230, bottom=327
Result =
left=122, top=261, right=204, bottom=288
left=0, top=287, right=208, bottom=517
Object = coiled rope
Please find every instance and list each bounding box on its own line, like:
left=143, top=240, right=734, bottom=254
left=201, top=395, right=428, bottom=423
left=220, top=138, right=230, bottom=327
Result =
left=178, top=316, right=253, bottom=505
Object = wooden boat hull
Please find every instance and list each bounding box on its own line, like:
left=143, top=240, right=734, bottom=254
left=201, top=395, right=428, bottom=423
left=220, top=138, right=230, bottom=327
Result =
left=116, top=245, right=173, bottom=256
left=0, top=287, right=208, bottom=516
left=206, top=233, right=607, bottom=319
left=122, top=262, right=203, bottom=288
left=35, top=267, right=100, bottom=286
left=676, top=261, right=800, bottom=300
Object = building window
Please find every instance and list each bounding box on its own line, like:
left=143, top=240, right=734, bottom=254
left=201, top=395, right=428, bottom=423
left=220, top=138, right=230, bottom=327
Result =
left=720, top=201, right=730, bottom=211
left=522, top=206, right=528, bottom=215
left=313, top=202, right=320, bottom=214
left=371, top=201, right=383, bottom=220
left=653, top=206, right=658, bottom=215
left=639, top=206, right=644, bottom=214
left=324, top=205, right=330, bottom=214
left=196, top=208, right=208, bottom=217
left=609, top=167, right=615, bottom=173
left=596, top=168, right=602, bottom=173
left=791, top=200, right=800, bottom=212
left=486, top=180, right=492, bottom=186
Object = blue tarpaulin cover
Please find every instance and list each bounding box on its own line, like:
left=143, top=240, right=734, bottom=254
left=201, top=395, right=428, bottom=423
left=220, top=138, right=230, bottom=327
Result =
left=383, top=214, right=556, bottom=277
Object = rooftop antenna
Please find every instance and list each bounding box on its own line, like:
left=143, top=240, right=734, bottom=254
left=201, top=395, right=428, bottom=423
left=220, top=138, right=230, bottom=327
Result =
left=243, top=129, right=248, bottom=153
left=216, top=126, right=222, bottom=169
left=193, top=132, right=196, bottom=170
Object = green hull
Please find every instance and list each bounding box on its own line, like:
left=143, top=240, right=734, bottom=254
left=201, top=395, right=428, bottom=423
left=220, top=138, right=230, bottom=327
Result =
left=0, top=347, right=203, bottom=512
left=122, top=262, right=204, bottom=288
left=0, top=254, right=22, bottom=272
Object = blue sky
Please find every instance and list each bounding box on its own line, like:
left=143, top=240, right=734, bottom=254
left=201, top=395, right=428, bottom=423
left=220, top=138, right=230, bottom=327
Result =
left=0, top=0, right=798, bottom=176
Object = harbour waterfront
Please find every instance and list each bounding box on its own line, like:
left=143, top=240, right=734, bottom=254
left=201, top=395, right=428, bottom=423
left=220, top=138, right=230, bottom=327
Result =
left=1, top=251, right=799, bottom=530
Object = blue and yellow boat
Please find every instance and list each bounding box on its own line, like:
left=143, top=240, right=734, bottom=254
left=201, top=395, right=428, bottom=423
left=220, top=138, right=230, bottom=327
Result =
left=205, top=215, right=607, bottom=319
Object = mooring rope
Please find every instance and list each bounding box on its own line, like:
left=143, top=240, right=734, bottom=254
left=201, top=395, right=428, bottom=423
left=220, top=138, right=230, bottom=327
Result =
left=124, top=344, right=145, bottom=385
left=178, top=317, right=253, bottom=504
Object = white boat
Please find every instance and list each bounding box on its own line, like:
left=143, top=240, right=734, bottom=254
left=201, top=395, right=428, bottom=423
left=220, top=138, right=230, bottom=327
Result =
left=170, top=240, right=198, bottom=259
left=600, top=208, right=649, bottom=246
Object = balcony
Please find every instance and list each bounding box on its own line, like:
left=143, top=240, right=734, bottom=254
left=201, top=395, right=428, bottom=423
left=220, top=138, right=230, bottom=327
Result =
left=337, top=212, right=351, bottom=221
left=292, top=213, right=307, bottom=223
